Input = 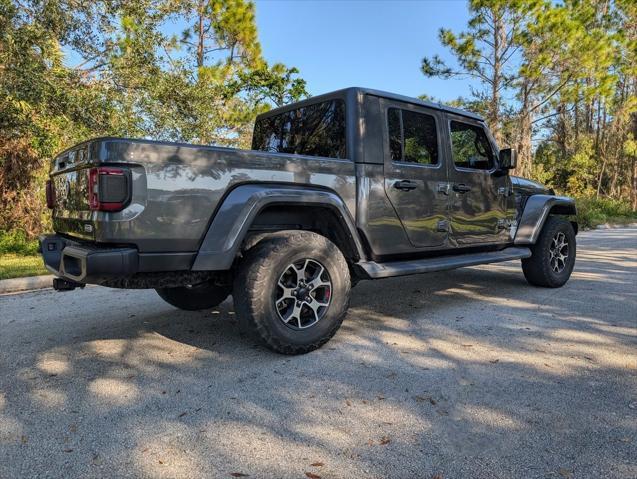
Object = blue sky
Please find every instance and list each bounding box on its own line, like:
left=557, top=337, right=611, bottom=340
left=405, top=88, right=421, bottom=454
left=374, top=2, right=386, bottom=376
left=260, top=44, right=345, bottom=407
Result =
left=62, top=0, right=476, bottom=103
left=254, top=0, right=473, bottom=102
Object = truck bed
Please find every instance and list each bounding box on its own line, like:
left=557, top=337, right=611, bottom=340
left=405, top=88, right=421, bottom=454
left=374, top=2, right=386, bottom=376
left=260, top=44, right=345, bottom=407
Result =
left=50, top=138, right=357, bottom=254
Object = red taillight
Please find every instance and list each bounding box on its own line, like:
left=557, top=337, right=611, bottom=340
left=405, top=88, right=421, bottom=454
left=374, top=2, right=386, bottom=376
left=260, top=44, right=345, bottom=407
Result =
left=46, top=179, right=55, bottom=209
left=88, top=167, right=129, bottom=212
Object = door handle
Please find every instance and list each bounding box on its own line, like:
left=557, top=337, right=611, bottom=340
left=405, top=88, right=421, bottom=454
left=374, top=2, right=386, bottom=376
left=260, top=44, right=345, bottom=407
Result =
left=393, top=180, right=418, bottom=191
left=452, top=183, right=471, bottom=193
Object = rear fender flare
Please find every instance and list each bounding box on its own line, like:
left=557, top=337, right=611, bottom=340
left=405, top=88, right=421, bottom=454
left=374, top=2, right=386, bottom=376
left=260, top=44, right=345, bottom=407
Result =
left=514, top=195, right=577, bottom=245
left=192, top=184, right=365, bottom=271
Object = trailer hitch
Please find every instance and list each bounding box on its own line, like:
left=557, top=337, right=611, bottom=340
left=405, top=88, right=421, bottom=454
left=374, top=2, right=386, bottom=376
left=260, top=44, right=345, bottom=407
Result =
left=52, top=278, right=85, bottom=291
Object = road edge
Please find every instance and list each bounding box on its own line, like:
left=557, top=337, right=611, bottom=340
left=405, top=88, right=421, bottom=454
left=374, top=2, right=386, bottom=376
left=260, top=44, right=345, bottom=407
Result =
left=2, top=224, right=636, bottom=295
left=594, top=222, right=637, bottom=230
left=0, top=275, right=53, bottom=294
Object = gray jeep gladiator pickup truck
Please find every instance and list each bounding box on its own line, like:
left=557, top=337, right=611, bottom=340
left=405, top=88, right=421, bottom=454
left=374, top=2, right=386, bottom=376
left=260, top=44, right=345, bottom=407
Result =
left=40, top=87, right=577, bottom=354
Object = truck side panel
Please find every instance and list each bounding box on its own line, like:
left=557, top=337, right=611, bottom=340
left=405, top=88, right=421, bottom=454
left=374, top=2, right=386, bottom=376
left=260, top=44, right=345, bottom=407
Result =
left=52, top=139, right=357, bottom=254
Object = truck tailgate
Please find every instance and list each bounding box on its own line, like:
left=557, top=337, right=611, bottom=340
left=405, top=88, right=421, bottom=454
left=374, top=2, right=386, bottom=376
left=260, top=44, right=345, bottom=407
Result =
left=50, top=145, right=95, bottom=240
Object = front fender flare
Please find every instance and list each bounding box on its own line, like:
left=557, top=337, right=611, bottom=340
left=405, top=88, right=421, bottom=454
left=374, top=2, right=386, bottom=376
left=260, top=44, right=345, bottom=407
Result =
left=192, top=184, right=365, bottom=271
left=514, top=195, right=577, bottom=245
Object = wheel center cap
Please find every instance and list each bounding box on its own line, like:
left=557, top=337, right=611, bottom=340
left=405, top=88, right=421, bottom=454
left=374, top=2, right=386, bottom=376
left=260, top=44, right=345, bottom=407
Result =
left=296, top=287, right=309, bottom=298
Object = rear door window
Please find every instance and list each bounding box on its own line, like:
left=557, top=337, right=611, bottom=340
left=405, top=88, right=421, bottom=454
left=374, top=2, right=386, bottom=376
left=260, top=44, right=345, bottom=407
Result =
left=387, top=108, right=438, bottom=165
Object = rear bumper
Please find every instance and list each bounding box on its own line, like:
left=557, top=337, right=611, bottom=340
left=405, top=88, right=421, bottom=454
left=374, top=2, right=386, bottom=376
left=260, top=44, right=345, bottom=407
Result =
left=39, top=234, right=138, bottom=284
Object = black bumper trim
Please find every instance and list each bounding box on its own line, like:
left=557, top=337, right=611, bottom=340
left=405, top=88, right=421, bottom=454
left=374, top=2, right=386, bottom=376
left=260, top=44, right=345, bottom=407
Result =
left=39, top=234, right=138, bottom=284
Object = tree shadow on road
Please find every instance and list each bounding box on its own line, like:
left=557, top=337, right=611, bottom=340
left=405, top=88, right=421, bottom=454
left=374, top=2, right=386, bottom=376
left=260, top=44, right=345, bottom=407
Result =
left=1, top=229, right=635, bottom=478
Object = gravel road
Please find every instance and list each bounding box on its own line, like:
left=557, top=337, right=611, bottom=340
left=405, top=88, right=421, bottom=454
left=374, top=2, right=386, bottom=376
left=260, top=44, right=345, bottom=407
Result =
left=1, top=228, right=636, bottom=479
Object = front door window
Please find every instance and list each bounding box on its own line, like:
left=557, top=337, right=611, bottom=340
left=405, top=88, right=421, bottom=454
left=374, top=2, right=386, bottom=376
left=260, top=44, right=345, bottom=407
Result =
left=450, top=121, right=494, bottom=171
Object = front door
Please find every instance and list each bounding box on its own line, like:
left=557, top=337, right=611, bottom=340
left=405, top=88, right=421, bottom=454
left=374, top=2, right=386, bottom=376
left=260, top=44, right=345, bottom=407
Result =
left=444, top=116, right=510, bottom=245
left=382, top=100, right=449, bottom=248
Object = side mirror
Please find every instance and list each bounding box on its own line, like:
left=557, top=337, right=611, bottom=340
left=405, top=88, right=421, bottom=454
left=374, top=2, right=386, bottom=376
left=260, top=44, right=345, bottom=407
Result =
left=498, top=148, right=517, bottom=170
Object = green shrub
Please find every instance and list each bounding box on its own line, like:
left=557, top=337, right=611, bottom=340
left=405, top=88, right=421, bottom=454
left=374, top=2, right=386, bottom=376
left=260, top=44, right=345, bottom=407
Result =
left=0, top=230, right=40, bottom=255
left=575, top=197, right=637, bottom=229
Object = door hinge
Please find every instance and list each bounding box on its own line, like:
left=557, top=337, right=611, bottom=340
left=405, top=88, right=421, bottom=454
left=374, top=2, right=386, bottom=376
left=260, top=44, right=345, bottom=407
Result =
left=498, top=218, right=517, bottom=231
left=437, top=182, right=450, bottom=195
left=436, top=220, right=449, bottom=232
left=497, top=186, right=512, bottom=197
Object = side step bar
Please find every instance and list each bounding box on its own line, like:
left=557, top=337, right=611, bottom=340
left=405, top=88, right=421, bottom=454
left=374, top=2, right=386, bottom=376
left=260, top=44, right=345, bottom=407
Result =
left=357, top=247, right=532, bottom=279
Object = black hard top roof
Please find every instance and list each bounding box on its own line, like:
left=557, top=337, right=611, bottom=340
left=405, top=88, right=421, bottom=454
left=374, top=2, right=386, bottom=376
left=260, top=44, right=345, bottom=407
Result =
left=257, top=86, right=484, bottom=122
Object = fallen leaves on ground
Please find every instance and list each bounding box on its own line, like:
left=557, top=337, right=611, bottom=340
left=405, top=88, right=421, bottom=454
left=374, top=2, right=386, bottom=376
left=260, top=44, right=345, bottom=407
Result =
left=414, top=395, right=437, bottom=405
left=305, top=473, right=321, bottom=479
left=310, top=462, right=324, bottom=467
left=230, top=473, right=249, bottom=477
left=380, top=436, right=391, bottom=445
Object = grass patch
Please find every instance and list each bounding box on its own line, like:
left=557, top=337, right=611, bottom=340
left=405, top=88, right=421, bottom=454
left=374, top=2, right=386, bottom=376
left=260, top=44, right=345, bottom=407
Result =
left=0, top=230, right=40, bottom=255
left=0, top=254, right=48, bottom=280
left=575, top=197, right=637, bottom=230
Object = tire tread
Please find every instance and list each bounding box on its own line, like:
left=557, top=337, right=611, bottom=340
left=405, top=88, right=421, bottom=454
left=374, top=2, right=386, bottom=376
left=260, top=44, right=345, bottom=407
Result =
left=234, top=231, right=350, bottom=355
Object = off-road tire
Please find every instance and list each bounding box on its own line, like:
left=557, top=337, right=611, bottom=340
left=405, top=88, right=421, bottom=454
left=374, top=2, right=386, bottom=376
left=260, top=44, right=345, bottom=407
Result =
left=233, top=231, right=351, bottom=355
left=156, top=282, right=231, bottom=310
left=522, top=216, right=576, bottom=288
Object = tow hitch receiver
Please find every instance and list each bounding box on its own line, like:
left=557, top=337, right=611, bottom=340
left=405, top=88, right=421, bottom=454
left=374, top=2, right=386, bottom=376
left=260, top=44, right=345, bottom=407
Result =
left=53, top=278, right=85, bottom=291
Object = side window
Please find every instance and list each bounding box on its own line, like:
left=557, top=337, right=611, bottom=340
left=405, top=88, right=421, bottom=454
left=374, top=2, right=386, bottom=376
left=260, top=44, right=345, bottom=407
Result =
left=388, top=109, right=402, bottom=162
left=449, top=121, right=494, bottom=170
left=252, top=99, right=347, bottom=159
left=387, top=108, right=438, bottom=165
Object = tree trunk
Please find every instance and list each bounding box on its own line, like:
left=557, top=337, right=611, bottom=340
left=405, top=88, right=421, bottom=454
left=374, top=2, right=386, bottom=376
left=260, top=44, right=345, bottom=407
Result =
left=489, top=7, right=504, bottom=145
left=630, top=158, right=637, bottom=211
left=516, top=82, right=533, bottom=178
left=196, top=0, right=205, bottom=68
left=574, top=90, right=580, bottom=142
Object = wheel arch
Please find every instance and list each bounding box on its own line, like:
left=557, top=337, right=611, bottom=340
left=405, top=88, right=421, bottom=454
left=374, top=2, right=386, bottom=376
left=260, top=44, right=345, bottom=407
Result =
left=191, top=184, right=366, bottom=271
left=244, top=204, right=362, bottom=261
left=515, top=195, right=577, bottom=245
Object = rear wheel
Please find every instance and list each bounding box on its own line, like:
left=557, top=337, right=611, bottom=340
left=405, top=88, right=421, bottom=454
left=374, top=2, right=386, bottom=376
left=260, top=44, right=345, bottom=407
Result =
left=522, top=216, right=576, bottom=288
left=156, top=282, right=231, bottom=310
left=233, top=231, right=350, bottom=355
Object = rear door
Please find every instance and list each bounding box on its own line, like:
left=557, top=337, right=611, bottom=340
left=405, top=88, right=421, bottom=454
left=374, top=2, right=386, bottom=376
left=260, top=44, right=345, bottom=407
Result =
left=381, top=99, right=449, bottom=248
left=444, top=115, right=510, bottom=245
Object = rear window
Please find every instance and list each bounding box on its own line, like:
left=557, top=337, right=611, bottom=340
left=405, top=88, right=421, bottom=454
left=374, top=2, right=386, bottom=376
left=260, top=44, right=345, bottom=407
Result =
left=387, top=108, right=438, bottom=165
left=252, top=99, right=347, bottom=159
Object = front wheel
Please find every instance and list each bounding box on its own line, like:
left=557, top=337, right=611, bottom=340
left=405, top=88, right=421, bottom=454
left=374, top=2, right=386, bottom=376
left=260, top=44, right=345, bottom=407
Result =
left=233, top=231, right=351, bottom=355
left=522, top=216, right=576, bottom=288
left=156, top=282, right=231, bottom=310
